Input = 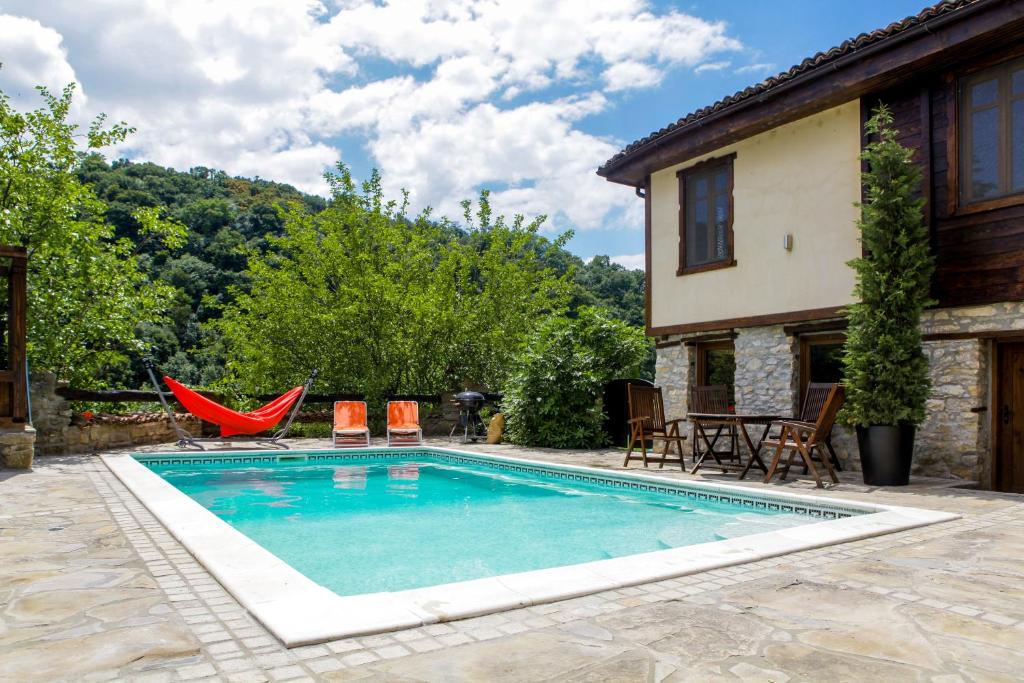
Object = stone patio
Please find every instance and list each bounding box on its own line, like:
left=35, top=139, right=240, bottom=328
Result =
left=2, top=439, right=1023, bottom=682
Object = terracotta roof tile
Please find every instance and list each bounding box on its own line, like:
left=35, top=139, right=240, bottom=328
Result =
left=598, top=0, right=982, bottom=175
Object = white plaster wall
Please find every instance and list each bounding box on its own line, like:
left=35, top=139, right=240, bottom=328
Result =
left=649, top=101, right=862, bottom=329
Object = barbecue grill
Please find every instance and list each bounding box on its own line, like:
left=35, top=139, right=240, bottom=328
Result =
left=450, top=390, right=487, bottom=443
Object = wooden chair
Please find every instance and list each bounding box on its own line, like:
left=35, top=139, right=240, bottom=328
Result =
left=762, top=384, right=845, bottom=488
left=688, top=384, right=738, bottom=463
left=799, top=383, right=843, bottom=472
left=624, top=385, right=686, bottom=469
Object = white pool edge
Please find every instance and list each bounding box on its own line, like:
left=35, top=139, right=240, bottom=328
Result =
left=101, top=448, right=959, bottom=647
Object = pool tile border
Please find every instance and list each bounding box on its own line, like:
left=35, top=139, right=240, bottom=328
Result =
left=136, top=447, right=866, bottom=518
left=107, top=447, right=960, bottom=647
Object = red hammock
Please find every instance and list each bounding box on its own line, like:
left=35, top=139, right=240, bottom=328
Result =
left=163, top=376, right=305, bottom=437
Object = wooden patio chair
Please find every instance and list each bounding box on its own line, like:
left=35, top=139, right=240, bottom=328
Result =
left=688, top=384, right=738, bottom=464
left=762, top=384, right=845, bottom=488
left=624, top=385, right=686, bottom=469
left=799, top=382, right=843, bottom=472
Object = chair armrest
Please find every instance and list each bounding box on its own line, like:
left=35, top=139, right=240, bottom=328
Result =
left=627, top=416, right=650, bottom=424
left=771, top=420, right=816, bottom=434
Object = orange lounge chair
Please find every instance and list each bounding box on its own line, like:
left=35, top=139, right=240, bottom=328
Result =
left=333, top=401, right=370, bottom=447
left=387, top=401, right=422, bottom=446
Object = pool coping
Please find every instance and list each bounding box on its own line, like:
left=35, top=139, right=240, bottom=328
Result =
left=101, top=447, right=959, bottom=647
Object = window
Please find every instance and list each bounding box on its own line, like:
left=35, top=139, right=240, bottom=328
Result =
left=799, top=333, right=846, bottom=403
left=959, top=57, right=1024, bottom=206
left=690, top=340, right=736, bottom=408
left=677, top=154, right=735, bottom=275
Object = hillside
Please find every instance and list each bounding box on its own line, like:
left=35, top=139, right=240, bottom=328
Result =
left=76, top=158, right=647, bottom=388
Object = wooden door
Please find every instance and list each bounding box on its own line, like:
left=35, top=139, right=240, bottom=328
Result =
left=996, top=343, right=1024, bottom=493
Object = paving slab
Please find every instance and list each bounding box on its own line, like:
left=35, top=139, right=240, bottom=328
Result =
left=1, top=441, right=1023, bottom=681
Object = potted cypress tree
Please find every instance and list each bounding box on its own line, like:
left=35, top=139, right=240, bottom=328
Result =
left=841, top=104, right=935, bottom=486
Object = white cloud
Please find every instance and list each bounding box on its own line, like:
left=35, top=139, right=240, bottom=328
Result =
left=0, top=0, right=743, bottom=233
left=604, top=61, right=662, bottom=92
left=0, top=14, right=81, bottom=107
left=735, top=62, right=776, bottom=75
left=609, top=253, right=645, bottom=270
left=695, top=60, right=731, bottom=74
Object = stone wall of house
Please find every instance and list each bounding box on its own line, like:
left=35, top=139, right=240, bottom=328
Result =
left=651, top=301, right=1021, bottom=482
left=734, top=326, right=797, bottom=415
left=915, top=339, right=988, bottom=480
left=921, top=301, right=1024, bottom=336
left=654, top=342, right=691, bottom=417
left=30, top=373, right=201, bottom=455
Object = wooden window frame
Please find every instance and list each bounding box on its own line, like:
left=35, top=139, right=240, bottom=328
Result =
left=799, top=332, right=846, bottom=404
left=676, top=153, right=737, bottom=276
left=694, top=339, right=735, bottom=387
left=952, top=55, right=1024, bottom=215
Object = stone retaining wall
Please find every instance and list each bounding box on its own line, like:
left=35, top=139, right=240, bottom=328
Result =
left=30, top=373, right=200, bottom=455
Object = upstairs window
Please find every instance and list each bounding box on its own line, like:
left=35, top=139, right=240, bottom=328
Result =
left=677, top=154, right=735, bottom=275
left=960, top=57, right=1024, bottom=206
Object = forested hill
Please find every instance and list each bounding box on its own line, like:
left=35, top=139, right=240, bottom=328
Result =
left=77, top=157, right=645, bottom=389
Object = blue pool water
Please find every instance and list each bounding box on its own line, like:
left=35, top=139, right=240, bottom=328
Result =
left=146, top=453, right=820, bottom=596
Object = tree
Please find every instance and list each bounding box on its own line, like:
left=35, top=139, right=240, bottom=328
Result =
left=215, top=166, right=574, bottom=404
left=841, top=104, right=935, bottom=427
left=502, top=307, right=650, bottom=448
left=0, top=84, right=183, bottom=385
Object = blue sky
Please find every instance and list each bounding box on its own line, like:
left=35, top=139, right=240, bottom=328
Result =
left=0, top=0, right=929, bottom=267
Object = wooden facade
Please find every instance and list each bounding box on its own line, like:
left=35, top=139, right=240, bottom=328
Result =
left=868, top=42, right=1024, bottom=308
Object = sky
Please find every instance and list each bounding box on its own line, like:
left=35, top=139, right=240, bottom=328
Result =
left=0, top=0, right=930, bottom=268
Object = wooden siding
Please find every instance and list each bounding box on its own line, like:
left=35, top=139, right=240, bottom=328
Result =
left=868, top=44, right=1024, bottom=309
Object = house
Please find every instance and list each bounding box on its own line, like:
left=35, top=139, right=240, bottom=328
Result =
left=597, top=0, right=1024, bottom=492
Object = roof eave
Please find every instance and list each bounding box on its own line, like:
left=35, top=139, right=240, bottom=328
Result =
left=597, top=0, right=1003, bottom=187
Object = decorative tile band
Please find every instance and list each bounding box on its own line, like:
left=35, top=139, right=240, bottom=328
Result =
left=135, top=448, right=864, bottom=519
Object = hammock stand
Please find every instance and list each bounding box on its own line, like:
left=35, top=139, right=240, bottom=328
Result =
left=146, top=363, right=317, bottom=450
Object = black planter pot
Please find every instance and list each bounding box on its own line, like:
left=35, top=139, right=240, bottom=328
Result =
left=856, top=424, right=915, bottom=486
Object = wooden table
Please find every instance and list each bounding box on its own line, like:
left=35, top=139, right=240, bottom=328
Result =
left=687, top=413, right=782, bottom=478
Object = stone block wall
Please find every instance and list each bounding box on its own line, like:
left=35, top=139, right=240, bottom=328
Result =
left=654, top=342, right=691, bottom=418
left=914, top=339, right=988, bottom=480
left=0, top=426, right=36, bottom=468
left=734, top=326, right=797, bottom=416
left=30, top=372, right=201, bottom=455
left=652, top=300, right=1016, bottom=481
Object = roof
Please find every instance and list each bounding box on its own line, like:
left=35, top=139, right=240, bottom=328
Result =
left=597, top=0, right=985, bottom=179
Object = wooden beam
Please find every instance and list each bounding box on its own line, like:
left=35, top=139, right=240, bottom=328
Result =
left=649, top=306, right=846, bottom=337
left=782, top=318, right=849, bottom=336
left=922, top=330, right=1024, bottom=342
left=56, top=387, right=224, bottom=403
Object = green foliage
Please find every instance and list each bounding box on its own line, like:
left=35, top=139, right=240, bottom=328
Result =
left=502, top=307, right=649, bottom=448
left=77, top=154, right=326, bottom=387
left=571, top=255, right=645, bottom=327
left=840, top=105, right=935, bottom=428
left=215, top=166, right=574, bottom=405
left=0, top=84, right=181, bottom=386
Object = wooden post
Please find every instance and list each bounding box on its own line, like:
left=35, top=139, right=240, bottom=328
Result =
left=0, top=246, right=27, bottom=426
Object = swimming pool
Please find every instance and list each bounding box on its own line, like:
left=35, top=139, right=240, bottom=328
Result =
left=146, top=454, right=825, bottom=596
left=104, top=447, right=958, bottom=646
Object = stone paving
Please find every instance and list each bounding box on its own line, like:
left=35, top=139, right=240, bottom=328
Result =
left=2, top=439, right=1024, bottom=682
